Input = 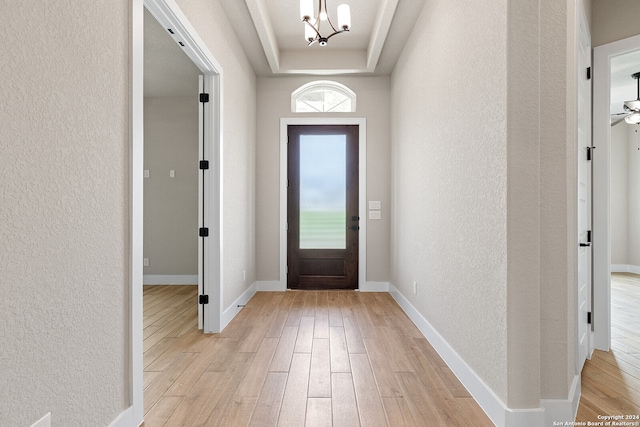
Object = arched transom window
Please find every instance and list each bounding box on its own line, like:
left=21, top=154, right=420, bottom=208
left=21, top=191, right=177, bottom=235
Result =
left=292, top=80, right=356, bottom=113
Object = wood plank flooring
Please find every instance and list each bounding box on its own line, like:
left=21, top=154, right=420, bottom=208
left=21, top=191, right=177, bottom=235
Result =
left=142, top=286, right=493, bottom=426
left=576, top=273, right=640, bottom=422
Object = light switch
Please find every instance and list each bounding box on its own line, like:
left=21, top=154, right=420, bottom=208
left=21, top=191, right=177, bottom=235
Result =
left=169, top=170, right=175, bottom=178
left=144, top=170, right=149, bottom=178
left=369, top=200, right=381, bottom=210
left=369, top=210, right=381, bottom=220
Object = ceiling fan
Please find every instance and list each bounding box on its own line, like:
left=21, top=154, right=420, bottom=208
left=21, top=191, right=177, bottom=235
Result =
left=611, top=71, right=640, bottom=127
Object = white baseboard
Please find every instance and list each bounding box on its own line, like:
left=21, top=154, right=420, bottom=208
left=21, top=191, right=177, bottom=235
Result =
left=221, top=282, right=257, bottom=330
left=109, top=406, right=140, bottom=427
left=143, top=274, right=197, bottom=285
left=31, top=413, right=51, bottom=427
left=254, top=281, right=390, bottom=292
left=360, top=281, right=390, bottom=292
left=541, top=375, right=581, bottom=426
left=611, top=264, right=640, bottom=274
left=256, top=280, right=286, bottom=291
left=388, top=283, right=576, bottom=427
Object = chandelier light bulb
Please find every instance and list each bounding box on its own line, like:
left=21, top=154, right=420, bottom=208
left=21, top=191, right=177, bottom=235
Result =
left=305, top=23, right=316, bottom=41
left=300, top=0, right=314, bottom=20
left=337, top=4, right=351, bottom=30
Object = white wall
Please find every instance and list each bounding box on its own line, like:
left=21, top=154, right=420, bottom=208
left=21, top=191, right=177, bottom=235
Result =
left=144, top=96, right=199, bottom=277
left=629, top=126, right=640, bottom=267
left=391, top=0, right=510, bottom=404
left=611, top=123, right=629, bottom=265
left=0, top=2, right=129, bottom=425
left=255, top=76, right=391, bottom=284
left=390, top=0, right=578, bottom=416
left=175, top=0, right=257, bottom=308
left=610, top=124, right=640, bottom=271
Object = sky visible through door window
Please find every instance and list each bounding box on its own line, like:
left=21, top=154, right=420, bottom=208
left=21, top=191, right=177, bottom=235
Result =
left=299, top=134, right=346, bottom=249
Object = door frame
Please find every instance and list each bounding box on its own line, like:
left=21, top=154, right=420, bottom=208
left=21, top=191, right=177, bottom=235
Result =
left=131, top=0, right=223, bottom=423
left=593, top=33, right=640, bottom=351
left=279, top=118, right=367, bottom=291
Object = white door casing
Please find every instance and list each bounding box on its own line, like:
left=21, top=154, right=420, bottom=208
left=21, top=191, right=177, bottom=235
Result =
left=576, top=4, right=593, bottom=372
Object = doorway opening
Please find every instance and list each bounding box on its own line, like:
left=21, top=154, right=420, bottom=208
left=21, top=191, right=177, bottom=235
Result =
left=287, top=125, right=359, bottom=289
left=131, top=0, right=223, bottom=422
left=593, top=33, right=640, bottom=352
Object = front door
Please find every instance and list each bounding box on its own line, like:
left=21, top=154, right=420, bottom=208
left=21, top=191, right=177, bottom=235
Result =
left=287, top=125, right=359, bottom=289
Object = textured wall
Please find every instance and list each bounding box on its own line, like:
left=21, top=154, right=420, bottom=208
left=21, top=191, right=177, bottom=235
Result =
left=538, top=0, right=578, bottom=400
left=255, top=76, right=391, bottom=283
left=391, top=0, right=579, bottom=409
left=391, top=0, right=509, bottom=403
left=144, top=96, right=199, bottom=276
left=175, top=0, right=257, bottom=307
left=592, top=0, right=640, bottom=47
left=611, top=124, right=629, bottom=265
left=0, top=1, right=129, bottom=426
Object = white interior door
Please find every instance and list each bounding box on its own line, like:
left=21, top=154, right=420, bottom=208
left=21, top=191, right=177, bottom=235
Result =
left=577, top=6, right=593, bottom=371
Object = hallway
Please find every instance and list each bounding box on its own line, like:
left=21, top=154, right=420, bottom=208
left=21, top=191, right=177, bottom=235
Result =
left=142, top=286, right=492, bottom=426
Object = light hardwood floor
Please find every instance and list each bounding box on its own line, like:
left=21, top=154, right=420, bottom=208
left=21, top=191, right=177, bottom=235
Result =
left=576, top=273, right=640, bottom=422
left=142, top=286, right=493, bottom=426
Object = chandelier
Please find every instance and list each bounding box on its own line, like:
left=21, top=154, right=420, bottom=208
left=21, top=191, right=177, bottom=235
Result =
left=300, top=0, right=351, bottom=46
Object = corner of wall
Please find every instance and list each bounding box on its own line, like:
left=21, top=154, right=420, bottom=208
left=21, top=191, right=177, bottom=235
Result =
left=221, top=282, right=258, bottom=330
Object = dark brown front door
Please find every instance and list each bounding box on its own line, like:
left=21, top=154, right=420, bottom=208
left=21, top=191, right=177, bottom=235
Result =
left=287, top=125, right=359, bottom=289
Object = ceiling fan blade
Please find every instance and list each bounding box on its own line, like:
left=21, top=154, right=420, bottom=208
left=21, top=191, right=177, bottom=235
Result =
left=624, top=99, right=640, bottom=111
left=611, top=116, right=628, bottom=127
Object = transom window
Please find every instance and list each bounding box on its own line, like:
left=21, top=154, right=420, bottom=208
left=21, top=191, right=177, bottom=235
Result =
left=292, top=81, right=356, bottom=113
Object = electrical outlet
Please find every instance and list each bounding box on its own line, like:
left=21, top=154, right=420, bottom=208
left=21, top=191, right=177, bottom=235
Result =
left=144, top=258, right=149, bottom=267
left=412, top=281, right=417, bottom=294
left=243, top=270, right=246, bottom=282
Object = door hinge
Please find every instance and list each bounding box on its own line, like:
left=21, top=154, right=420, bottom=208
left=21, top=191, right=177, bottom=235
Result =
left=587, top=230, right=592, bottom=243
left=199, top=295, right=209, bottom=304
left=200, top=93, right=210, bottom=103
left=587, top=311, right=592, bottom=324
left=586, top=67, right=591, bottom=80
left=199, top=227, right=209, bottom=237
left=586, top=146, right=592, bottom=161
left=199, top=160, right=209, bottom=170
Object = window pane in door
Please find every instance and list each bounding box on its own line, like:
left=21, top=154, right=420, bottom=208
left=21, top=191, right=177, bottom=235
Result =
left=299, top=134, right=346, bottom=249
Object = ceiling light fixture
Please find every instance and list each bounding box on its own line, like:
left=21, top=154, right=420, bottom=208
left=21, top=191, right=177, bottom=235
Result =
left=300, top=0, right=351, bottom=46
left=625, top=72, right=640, bottom=124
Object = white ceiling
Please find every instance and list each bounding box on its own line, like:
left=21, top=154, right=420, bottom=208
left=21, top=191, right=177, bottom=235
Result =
left=218, top=0, right=425, bottom=75
left=144, top=0, right=426, bottom=97
left=144, top=1, right=640, bottom=112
